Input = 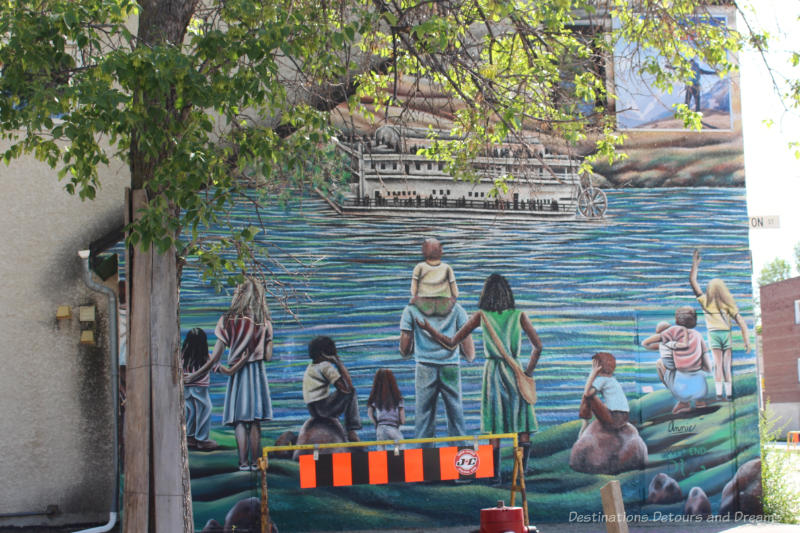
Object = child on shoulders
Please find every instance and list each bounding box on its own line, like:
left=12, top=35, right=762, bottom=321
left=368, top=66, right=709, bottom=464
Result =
left=410, top=237, right=458, bottom=317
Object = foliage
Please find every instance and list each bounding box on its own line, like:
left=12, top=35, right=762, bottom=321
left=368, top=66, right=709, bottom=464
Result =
left=759, top=406, right=800, bottom=524
left=758, top=257, right=793, bottom=286
left=757, top=241, right=800, bottom=288
left=0, top=0, right=361, bottom=296
left=795, top=242, right=800, bottom=272
left=0, top=0, right=766, bottom=289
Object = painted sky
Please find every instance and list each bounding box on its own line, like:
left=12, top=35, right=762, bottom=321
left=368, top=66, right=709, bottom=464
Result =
left=740, top=0, right=800, bottom=281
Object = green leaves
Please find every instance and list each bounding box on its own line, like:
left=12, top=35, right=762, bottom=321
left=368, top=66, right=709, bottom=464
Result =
left=758, top=258, right=792, bottom=286
left=0, top=0, right=771, bottom=291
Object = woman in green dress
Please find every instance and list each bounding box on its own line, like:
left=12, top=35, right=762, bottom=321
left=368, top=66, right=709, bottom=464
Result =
left=417, top=273, right=543, bottom=475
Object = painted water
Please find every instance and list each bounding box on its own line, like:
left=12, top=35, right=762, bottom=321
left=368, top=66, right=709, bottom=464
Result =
left=179, top=187, right=754, bottom=437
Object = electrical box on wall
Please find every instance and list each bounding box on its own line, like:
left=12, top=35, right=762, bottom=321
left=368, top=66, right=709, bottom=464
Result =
left=79, top=305, right=96, bottom=322
left=79, top=330, right=95, bottom=345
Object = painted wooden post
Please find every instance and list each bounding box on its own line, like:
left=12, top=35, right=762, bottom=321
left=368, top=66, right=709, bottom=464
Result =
left=124, top=189, right=192, bottom=532
left=150, top=222, right=188, bottom=532
left=124, top=189, right=153, bottom=533
left=509, top=446, right=529, bottom=526
left=259, top=456, right=270, bottom=533
left=600, top=480, right=628, bottom=533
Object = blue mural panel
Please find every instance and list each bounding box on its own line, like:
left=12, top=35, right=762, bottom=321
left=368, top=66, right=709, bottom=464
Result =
left=615, top=15, right=733, bottom=131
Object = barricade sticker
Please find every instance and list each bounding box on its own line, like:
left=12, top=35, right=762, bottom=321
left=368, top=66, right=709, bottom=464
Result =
left=454, top=448, right=480, bottom=476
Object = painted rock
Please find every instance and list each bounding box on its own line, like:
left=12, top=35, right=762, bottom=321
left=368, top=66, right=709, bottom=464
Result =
left=292, top=416, right=349, bottom=461
left=719, top=458, right=763, bottom=517
left=200, top=498, right=278, bottom=533
left=684, top=486, right=712, bottom=517
left=647, top=473, right=683, bottom=504
left=569, top=420, right=647, bottom=474
left=271, top=430, right=298, bottom=459
left=200, top=519, right=221, bottom=532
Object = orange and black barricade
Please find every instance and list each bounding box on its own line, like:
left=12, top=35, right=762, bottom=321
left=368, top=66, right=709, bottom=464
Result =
left=297, top=444, right=494, bottom=488
left=259, top=433, right=527, bottom=533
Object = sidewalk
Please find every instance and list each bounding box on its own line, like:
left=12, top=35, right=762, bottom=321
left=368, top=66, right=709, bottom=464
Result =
left=337, top=523, right=800, bottom=533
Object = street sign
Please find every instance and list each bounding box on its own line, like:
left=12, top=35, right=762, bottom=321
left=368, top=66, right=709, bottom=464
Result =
left=749, top=215, right=780, bottom=229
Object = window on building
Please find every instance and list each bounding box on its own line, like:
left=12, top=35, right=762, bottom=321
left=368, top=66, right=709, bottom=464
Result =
left=795, top=299, right=800, bottom=324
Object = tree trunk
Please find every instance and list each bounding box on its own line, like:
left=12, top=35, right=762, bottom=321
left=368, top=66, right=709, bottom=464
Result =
left=124, top=190, right=192, bottom=533
left=130, top=0, right=199, bottom=189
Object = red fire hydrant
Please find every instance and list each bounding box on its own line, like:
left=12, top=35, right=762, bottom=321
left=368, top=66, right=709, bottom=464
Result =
left=480, top=500, right=536, bottom=533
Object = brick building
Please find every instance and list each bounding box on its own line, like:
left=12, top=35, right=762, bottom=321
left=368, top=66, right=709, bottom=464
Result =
left=760, top=276, right=800, bottom=436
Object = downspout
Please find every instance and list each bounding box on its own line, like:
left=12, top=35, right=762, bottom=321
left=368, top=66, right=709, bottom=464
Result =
left=74, top=250, right=119, bottom=533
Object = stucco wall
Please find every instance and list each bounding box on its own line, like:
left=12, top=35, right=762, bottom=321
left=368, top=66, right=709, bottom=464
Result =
left=0, top=142, right=128, bottom=527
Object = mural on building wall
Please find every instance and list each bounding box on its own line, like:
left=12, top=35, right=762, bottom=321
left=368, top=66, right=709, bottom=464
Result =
left=178, top=182, right=758, bottom=531
left=614, top=15, right=733, bottom=131
left=177, top=14, right=759, bottom=532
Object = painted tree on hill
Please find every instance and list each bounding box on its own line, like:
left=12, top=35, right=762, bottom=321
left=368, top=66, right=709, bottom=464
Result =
left=0, top=1, right=785, bottom=530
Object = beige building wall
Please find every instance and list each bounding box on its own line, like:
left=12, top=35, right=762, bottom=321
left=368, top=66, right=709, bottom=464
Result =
left=0, top=141, right=128, bottom=527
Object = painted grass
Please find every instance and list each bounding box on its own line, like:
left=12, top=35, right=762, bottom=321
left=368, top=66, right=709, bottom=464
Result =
left=189, top=373, right=759, bottom=531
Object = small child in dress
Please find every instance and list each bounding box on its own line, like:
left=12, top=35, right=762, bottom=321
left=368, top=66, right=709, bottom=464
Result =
left=182, top=328, right=219, bottom=451
left=410, top=237, right=458, bottom=316
left=367, top=368, right=405, bottom=447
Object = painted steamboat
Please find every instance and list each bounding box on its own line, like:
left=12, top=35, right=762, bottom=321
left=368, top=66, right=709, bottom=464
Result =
left=327, top=126, right=607, bottom=219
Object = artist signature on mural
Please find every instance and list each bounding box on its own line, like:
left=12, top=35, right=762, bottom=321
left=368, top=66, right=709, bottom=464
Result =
left=667, top=420, right=696, bottom=434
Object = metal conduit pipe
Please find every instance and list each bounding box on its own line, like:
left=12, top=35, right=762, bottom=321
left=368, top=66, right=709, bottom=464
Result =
left=74, top=250, right=119, bottom=533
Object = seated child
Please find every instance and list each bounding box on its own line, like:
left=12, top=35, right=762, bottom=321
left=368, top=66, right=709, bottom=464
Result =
left=410, top=237, right=458, bottom=316
left=367, top=368, right=405, bottom=448
left=302, top=336, right=362, bottom=442
left=579, top=352, right=629, bottom=436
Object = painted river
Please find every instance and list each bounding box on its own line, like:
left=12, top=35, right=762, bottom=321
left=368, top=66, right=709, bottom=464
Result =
left=178, top=187, right=755, bottom=437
